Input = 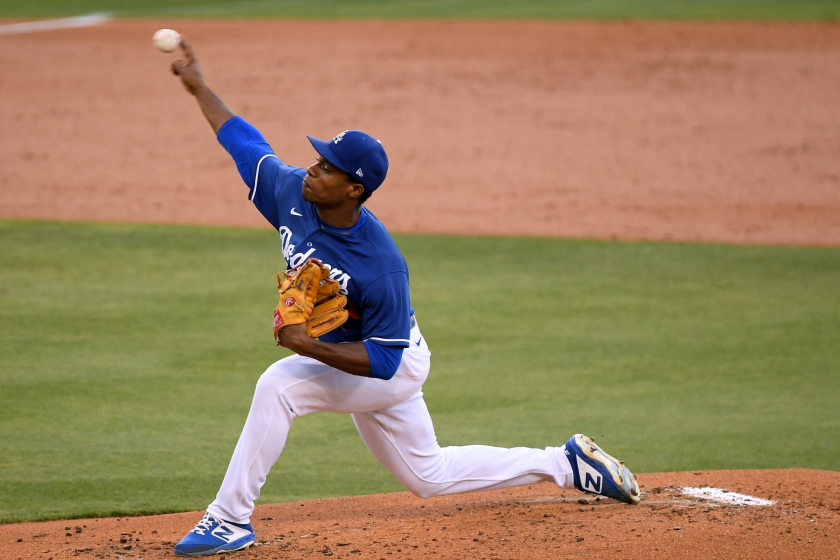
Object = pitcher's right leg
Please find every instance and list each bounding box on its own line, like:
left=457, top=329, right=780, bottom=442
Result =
left=205, top=349, right=428, bottom=525
left=205, top=354, right=329, bottom=525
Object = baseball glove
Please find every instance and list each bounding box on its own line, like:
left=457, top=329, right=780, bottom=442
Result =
left=307, top=275, right=349, bottom=338
left=273, top=258, right=348, bottom=341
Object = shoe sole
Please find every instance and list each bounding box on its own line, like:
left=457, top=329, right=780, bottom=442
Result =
left=174, top=539, right=255, bottom=557
left=572, top=434, right=641, bottom=504
left=217, top=540, right=254, bottom=555
left=220, top=540, right=254, bottom=555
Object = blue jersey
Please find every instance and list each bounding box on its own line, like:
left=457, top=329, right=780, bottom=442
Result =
left=218, top=117, right=413, bottom=352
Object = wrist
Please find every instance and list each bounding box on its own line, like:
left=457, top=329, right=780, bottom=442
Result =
left=191, top=80, right=211, bottom=96
left=290, top=332, right=318, bottom=356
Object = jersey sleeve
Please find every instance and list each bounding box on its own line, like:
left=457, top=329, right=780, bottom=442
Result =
left=217, top=116, right=302, bottom=229
left=360, top=272, right=411, bottom=348
left=363, top=341, right=404, bottom=380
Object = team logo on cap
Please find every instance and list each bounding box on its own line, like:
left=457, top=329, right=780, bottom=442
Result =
left=356, top=168, right=364, bottom=177
left=332, top=131, right=347, bottom=144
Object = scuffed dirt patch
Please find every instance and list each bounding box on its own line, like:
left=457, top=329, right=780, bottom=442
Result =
left=1, top=20, right=840, bottom=245
left=1, top=469, right=838, bottom=559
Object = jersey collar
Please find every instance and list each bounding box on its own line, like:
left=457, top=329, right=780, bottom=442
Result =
left=315, top=206, right=368, bottom=235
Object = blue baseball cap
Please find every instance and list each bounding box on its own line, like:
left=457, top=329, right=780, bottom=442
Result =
left=307, top=130, right=389, bottom=192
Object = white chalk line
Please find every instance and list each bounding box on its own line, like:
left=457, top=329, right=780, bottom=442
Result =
left=680, top=487, right=774, bottom=506
left=0, top=13, right=110, bottom=37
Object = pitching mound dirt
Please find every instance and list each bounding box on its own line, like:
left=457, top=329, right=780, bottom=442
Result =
left=1, top=20, right=840, bottom=245
left=2, top=469, right=837, bottom=559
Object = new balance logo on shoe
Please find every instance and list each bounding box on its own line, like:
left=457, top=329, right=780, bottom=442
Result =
left=585, top=472, right=602, bottom=493
left=564, top=434, right=640, bottom=504
left=212, top=525, right=235, bottom=543
left=576, top=456, right=604, bottom=494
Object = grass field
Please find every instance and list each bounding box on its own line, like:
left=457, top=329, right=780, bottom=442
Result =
left=1, top=0, right=839, bottom=20
left=0, top=218, right=838, bottom=523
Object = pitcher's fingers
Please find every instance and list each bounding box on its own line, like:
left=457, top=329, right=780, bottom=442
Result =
left=179, top=36, right=195, bottom=64
left=171, top=59, right=183, bottom=75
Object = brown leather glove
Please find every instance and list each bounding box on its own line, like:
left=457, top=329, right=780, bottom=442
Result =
left=272, top=258, right=349, bottom=341
left=272, top=258, right=325, bottom=341
left=307, top=275, right=349, bottom=337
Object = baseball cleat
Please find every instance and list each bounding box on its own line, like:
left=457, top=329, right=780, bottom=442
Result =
left=563, top=434, right=641, bottom=504
left=173, top=512, right=256, bottom=557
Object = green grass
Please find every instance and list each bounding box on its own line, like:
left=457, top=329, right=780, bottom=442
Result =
left=1, top=0, right=839, bottom=20
left=0, top=219, right=838, bottom=523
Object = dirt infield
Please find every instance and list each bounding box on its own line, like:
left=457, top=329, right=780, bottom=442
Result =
left=1, top=469, right=837, bottom=559
left=1, top=19, right=840, bottom=244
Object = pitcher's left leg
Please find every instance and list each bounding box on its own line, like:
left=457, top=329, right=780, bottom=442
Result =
left=352, top=390, right=574, bottom=498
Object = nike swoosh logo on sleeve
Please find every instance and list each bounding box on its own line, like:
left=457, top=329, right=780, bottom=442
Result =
left=291, top=208, right=303, bottom=216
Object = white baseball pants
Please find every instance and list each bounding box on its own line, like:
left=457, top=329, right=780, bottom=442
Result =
left=208, top=320, right=574, bottom=524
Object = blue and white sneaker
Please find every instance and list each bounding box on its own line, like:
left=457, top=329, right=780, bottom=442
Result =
left=173, top=512, right=256, bottom=557
left=563, top=434, right=640, bottom=504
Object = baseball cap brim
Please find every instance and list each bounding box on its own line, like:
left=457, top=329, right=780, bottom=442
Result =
left=307, top=136, right=350, bottom=174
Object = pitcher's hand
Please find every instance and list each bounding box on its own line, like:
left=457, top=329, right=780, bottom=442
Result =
left=171, top=37, right=205, bottom=96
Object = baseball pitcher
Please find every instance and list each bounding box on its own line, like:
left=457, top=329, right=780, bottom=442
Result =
left=166, top=38, right=640, bottom=557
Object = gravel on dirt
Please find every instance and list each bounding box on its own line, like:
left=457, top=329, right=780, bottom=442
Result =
left=1, top=469, right=838, bottom=559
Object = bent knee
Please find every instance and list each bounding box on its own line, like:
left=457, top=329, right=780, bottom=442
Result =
left=254, top=360, right=300, bottom=398
left=410, top=488, right=436, bottom=499
left=406, top=484, right=435, bottom=499
left=255, top=365, right=282, bottom=393
left=400, top=476, right=445, bottom=499
left=393, top=451, right=451, bottom=499
left=253, top=357, right=330, bottom=415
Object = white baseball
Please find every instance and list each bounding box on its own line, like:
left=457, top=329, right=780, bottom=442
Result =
left=152, top=29, right=181, bottom=53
